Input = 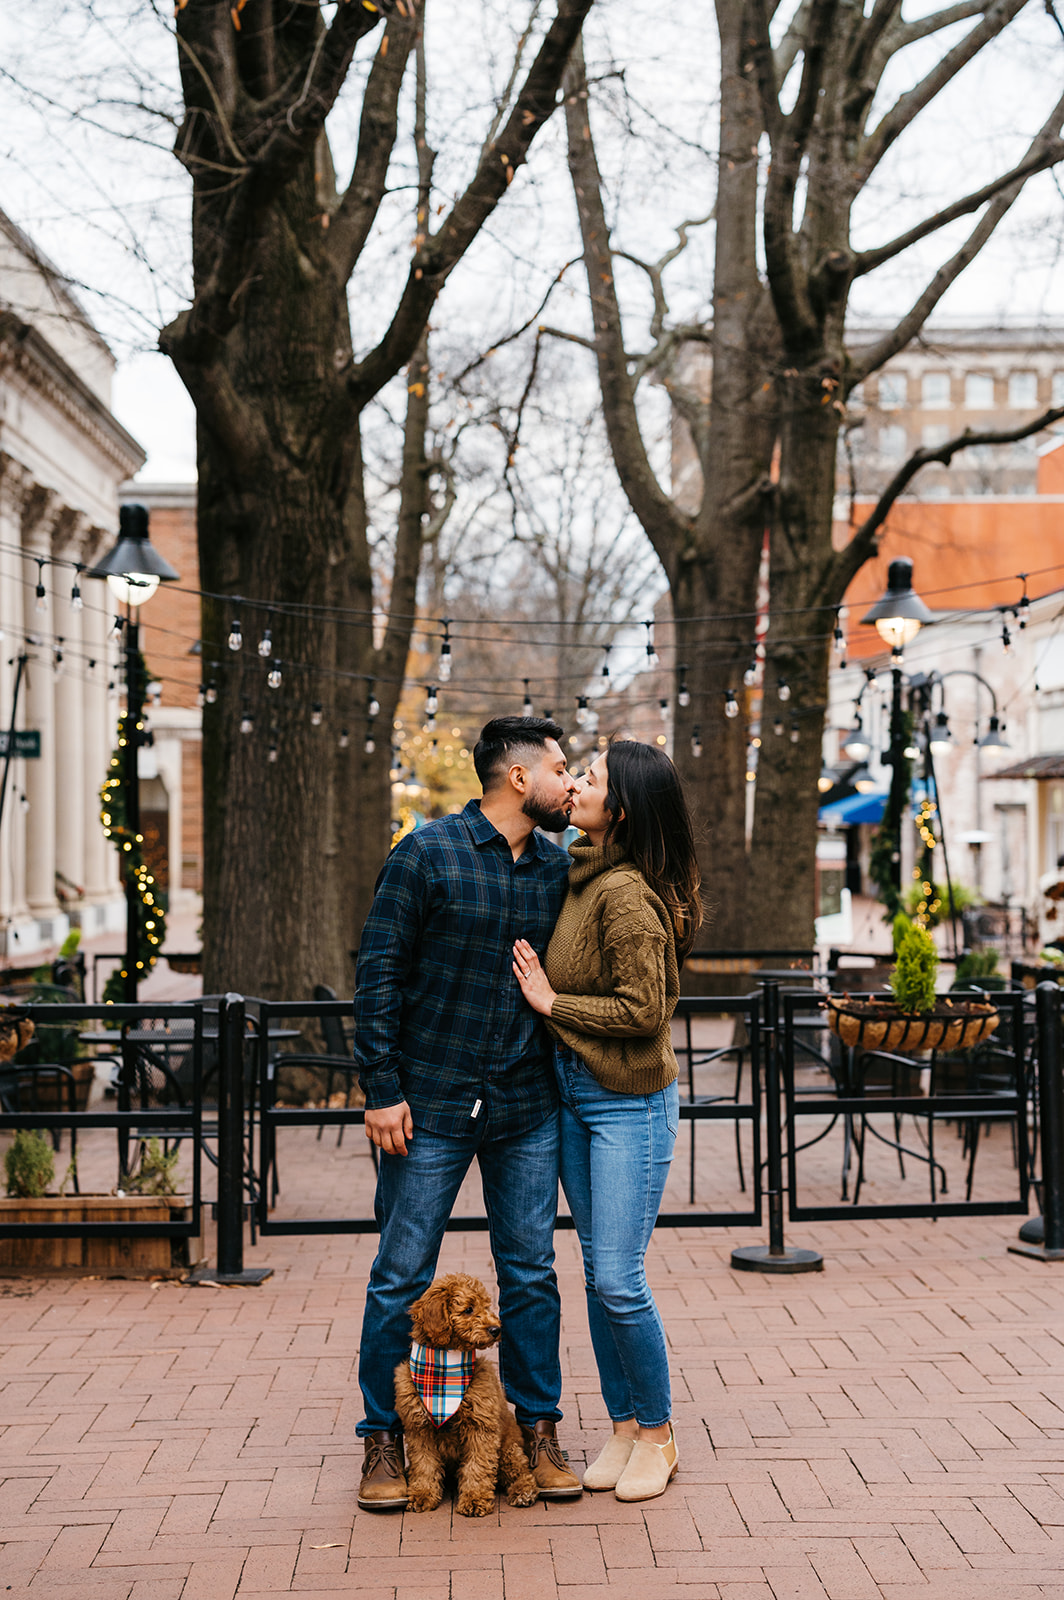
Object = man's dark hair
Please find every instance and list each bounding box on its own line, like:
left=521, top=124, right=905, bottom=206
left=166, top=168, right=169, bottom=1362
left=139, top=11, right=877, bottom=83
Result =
left=473, top=716, right=565, bottom=792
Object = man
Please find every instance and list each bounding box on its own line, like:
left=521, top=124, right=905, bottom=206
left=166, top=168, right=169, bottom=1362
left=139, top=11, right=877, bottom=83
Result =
left=353, top=716, right=582, bottom=1510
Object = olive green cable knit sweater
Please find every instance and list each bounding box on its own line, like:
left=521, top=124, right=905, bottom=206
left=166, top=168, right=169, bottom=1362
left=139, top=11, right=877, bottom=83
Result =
left=544, top=836, right=679, bottom=1095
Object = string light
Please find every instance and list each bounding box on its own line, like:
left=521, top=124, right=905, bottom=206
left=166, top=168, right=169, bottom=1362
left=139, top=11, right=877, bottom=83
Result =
left=1001, top=621, right=1011, bottom=654
left=438, top=621, right=452, bottom=682
left=364, top=722, right=376, bottom=753
left=240, top=700, right=254, bottom=734
left=777, top=676, right=791, bottom=702
left=659, top=698, right=669, bottom=724
left=35, top=560, right=47, bottom=613
left=311, top=702, right=323, bottom=726
left=205, top=681, right=218, bottom=704
left=1018, top=575, right=1030, bottom=628
left=522, top=680, right=533, bottom=717
left=774, top=715, right=784, bottom=737
left=742, top=657, right=758, bottom=688
left=98, top=712, right=167, bottom=1000
left=677, top=665, right=690, bottom=709
left=258, top=628, right=273, bottom=657
left=644, top=621, right=658, bottom=666
left=724, top=690, right=740, bottom=719
left=70, top=568, right=83, bottom=611
left=601, top=646, right=611, bottom=679
left=576, top=695, right=589, bottom=726
left=426, top=685, right=438, bottom=715
left=227, top=615, right=243, bottom=651
left=367, top=685, right=381, bottom=718
left=790, top=721, right=799, bottom=744
left=268, top=728, right=279, bottom=762
left=267, top=663, right=283, bottom=689
left=53, top=641, right=64, bottom=678
left=339, top=727, right=350, bottom=750
left=691, top=725, right=703, bottom=758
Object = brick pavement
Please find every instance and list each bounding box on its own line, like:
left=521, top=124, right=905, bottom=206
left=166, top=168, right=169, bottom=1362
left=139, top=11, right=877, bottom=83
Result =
left=3, top=1114, right=1064, bottom=1598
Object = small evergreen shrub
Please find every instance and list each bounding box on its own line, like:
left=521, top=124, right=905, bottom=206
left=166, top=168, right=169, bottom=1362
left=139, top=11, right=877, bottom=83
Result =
left=4, top=1130, right=55, bottom=1198
left=890, top=922, right=939, bottom=1015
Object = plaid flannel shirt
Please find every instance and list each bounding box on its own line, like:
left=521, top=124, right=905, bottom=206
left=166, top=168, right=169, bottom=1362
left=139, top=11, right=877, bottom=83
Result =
left=354, top=800, right=571, bottom=1138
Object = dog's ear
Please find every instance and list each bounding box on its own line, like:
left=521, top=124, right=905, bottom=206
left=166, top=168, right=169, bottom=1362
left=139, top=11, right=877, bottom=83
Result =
left=410, top=1283, right=452, bottom=1348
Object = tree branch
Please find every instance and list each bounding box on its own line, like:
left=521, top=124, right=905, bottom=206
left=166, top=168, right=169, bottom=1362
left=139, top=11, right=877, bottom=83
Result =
left=159, top=309, right=270, bottom=473
left=858, top=0, right=1028, bottom=181
left=895, top=0, right=987, bottom=45
left=327, top=17, right=417, bottom=280
left=452, top=260, right=581, bottom=385
left=347, top=0, right=594, bottom=406
left=561, top=37, right=694, bottom=574
left=832, top=406, right=1064, bottom=589
left=854, top=95, right=1064, bottom=275
left=378, top=330, right=431, bottom=686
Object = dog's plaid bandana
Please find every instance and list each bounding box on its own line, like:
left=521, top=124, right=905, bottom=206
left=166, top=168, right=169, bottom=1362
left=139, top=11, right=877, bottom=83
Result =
left=409, top=1341, right=476, bottom=1426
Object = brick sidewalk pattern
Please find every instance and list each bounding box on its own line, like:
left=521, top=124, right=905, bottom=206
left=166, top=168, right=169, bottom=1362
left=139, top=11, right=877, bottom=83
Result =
left=3, top=1123, right=1064, bottom=1598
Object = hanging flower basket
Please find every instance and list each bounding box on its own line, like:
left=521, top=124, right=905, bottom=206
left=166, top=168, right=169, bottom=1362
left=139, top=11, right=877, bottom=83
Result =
left=823, top=994, right=999, bottom=1055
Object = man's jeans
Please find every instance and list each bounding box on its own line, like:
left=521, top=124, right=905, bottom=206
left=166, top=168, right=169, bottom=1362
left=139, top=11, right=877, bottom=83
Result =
left=356, top=1110, right=562, bottom=1436
left=555, top=1045, right=678, bottom=1429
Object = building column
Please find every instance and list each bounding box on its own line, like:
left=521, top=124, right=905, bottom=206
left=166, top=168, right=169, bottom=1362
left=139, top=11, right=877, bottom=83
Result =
left=22, top=484, right=60, bottom=918
left=0, top=455, right=30, bottom=930
left=53, top=510, right=87, bottom=912
left=81, top=527, right=119, bottom=908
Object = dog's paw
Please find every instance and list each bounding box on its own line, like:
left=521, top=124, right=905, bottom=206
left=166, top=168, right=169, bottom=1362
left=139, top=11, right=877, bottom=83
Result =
left=505, top=1480, right=539, bottom=1508
left=456, top=1491, right=496, bottom=1518
left=407, top=1489, right=443, bottom=1513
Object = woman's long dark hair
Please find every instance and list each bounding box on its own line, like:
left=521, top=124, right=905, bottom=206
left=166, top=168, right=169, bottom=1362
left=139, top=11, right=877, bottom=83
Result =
left=601, top=741, right=703, bottom=958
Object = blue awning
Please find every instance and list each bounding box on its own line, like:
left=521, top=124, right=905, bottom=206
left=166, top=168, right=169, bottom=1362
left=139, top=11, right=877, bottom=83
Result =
left=818, top=790, right=888, bottom=827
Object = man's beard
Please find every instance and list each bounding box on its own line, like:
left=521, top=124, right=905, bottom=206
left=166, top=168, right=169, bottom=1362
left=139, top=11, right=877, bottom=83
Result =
left=522, top=786, right=572, bottom=834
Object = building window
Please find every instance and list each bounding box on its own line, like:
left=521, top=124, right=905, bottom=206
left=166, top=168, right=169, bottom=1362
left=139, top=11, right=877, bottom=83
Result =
left=921, top=424, right=949, bottom=449
left=921, top=372, right=950, bottom=408
left=1008, top=370, right=1038, bottom=408
left=965, top=373, right=995, bottom=409
left=879, top=424, right=908, bottom=462
left=1052, top=372, right=1064, bottom=406
left=877, top=373, right=906, bottom=410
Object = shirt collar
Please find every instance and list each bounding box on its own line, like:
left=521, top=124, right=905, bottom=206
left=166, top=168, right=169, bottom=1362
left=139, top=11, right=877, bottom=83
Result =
left=461, top=799, right=548, bottom=861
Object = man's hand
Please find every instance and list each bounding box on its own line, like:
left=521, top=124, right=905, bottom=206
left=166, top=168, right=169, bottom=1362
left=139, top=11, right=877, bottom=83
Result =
left=365, top=1101, right=414, bottom=1157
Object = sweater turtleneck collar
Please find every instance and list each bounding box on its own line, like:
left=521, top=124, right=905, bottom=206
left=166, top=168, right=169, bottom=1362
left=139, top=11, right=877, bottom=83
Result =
left=567, top=834, right=629, bottom=887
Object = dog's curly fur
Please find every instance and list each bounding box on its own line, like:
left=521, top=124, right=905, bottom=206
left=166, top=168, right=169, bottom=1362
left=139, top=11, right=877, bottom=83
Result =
left=394, top=1272, right=539, bottom=1517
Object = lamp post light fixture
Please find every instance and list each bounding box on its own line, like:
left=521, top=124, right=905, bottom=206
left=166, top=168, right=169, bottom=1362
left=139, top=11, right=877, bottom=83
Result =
left=87, top=504, right=180, bottom=1002
left=979, top=712, right=1010, bottom=758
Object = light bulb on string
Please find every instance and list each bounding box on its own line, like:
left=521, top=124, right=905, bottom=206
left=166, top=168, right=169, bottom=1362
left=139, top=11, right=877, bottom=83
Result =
left=522, top=680, right=533, bottom=717
left=35, top=560, right=47, bottom=613
left=339, top=727, right=350, bottom=750
left=832, top=615, right=845, bottom=654
left=367, top=684, right=380, bottom=719
left=438, top=621, right=452, bottom=683
left=1018, top=575, right=1030, bottom=628
left=773, top=715, right=784, bottom=736
left=228, top=616, right=243, bottom=651
left=426, top=685, right=438, bottom=715
left=790, top=721, right=799, bottom=744
left=691, top=726, right=703, bottom=759
left=644, top=621, right=658, bottom=666
left=724, top=690, right=740, bottom=719
left=267, top=662, right=282, bottom=689
left=205, top=681, right=218, bottom=705
left=19, top=792, right=29, bottom=814
left=70, top=569, right=83, bottom=612
left=576, top=695, right=589, bottom=726
left=677, top=664, right=690, bottom=709
left=659, top=698, right=669, bottom=724
left=268, top=738, right=278, bottom=763
left=111, top=615, right=124, bottom=639
left=742, top=658, right=758, bottom=689
left=1002, top=621, right=1011, bottom=654
left=311, top=702, right=323, bottom=727
left=53, top=641, right=64, bottom=679
left=240, top=701, right=254, bottom=735
left=258, top=628, right=273, bottom=658
left=601, top=646, right=611, bottom=680
left=364, top=721, right=376, bottom=754
left=777, top=676, right=791, bottom=702
left=426, top=713, right=436, bottom=733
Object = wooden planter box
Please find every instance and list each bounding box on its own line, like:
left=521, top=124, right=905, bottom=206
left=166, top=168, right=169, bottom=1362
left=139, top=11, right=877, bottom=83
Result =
left=0, top=1195, right=200, bottom=1278
left=824, top=996, right=999, bottom=1055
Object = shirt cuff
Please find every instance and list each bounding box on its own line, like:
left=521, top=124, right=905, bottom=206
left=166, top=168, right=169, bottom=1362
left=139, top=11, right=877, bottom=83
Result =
left=359, top=1068, right=405, bottom=1109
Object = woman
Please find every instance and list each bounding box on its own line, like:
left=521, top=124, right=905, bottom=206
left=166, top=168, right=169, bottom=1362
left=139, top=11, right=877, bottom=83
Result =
left=513, top=739, right=702, bottom=1502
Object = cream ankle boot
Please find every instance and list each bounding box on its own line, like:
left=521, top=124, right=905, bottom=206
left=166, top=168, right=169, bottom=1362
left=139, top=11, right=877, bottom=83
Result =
left=614, top=1428, right=678, bottom=1502
left=582, top=1434, right=636, bottom=1491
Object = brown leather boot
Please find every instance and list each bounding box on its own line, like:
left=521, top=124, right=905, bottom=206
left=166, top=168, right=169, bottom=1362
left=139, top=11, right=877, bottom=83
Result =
left=519, top=1419, right=582, bottom=1498
left=357, top=1428, right=408, bottom=1511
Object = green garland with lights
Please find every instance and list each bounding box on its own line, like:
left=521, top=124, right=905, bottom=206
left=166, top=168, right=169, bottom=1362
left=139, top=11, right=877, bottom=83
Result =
left=99, top=710, right=166, bottom=1002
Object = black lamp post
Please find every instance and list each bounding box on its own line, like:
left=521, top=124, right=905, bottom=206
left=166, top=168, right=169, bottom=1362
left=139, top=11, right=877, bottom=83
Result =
left=860, top=558, right=933, bottom=902
left=86, top=504, right=180, bottom=1001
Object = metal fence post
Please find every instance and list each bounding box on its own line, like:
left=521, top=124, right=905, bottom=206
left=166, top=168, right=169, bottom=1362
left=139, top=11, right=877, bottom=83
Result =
left=192, top=993, right=272, bottom=1286
left=732, top=980, right=823, bottom=1274
left=1011, top=982, right=1064, bottom=1263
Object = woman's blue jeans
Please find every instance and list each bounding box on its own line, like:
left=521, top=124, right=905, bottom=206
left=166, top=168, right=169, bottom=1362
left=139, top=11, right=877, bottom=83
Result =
left=554, top=1045, right=678, bottom=1429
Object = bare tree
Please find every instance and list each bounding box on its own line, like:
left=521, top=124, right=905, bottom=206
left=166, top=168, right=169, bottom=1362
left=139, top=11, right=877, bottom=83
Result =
left=149, top=0, right=594, bottom=996
left=562, top=9, right=1064, bottom=947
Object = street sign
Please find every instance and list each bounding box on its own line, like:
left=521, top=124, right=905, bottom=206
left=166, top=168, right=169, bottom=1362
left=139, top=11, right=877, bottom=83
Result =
left=0, top=731, right=41, bottom=758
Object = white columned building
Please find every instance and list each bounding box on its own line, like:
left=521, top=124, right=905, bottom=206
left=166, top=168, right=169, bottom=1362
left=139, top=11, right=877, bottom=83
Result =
left=0, top=208, right=145, bottom=960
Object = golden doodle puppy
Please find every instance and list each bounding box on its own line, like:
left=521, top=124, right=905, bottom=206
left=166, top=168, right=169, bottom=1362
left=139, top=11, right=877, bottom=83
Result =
left=393, top=1273, right=539, bottom=1516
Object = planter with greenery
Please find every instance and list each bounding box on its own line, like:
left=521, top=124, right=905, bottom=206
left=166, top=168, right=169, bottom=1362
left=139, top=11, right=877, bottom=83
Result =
left=0, top=1130, right=198, bottom=1278
left=825, top=919, right=999, bottom=1055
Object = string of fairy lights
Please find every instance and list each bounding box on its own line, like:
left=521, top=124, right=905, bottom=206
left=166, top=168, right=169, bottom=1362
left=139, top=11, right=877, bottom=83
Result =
left=2, top=544, right=1061, bottom=784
